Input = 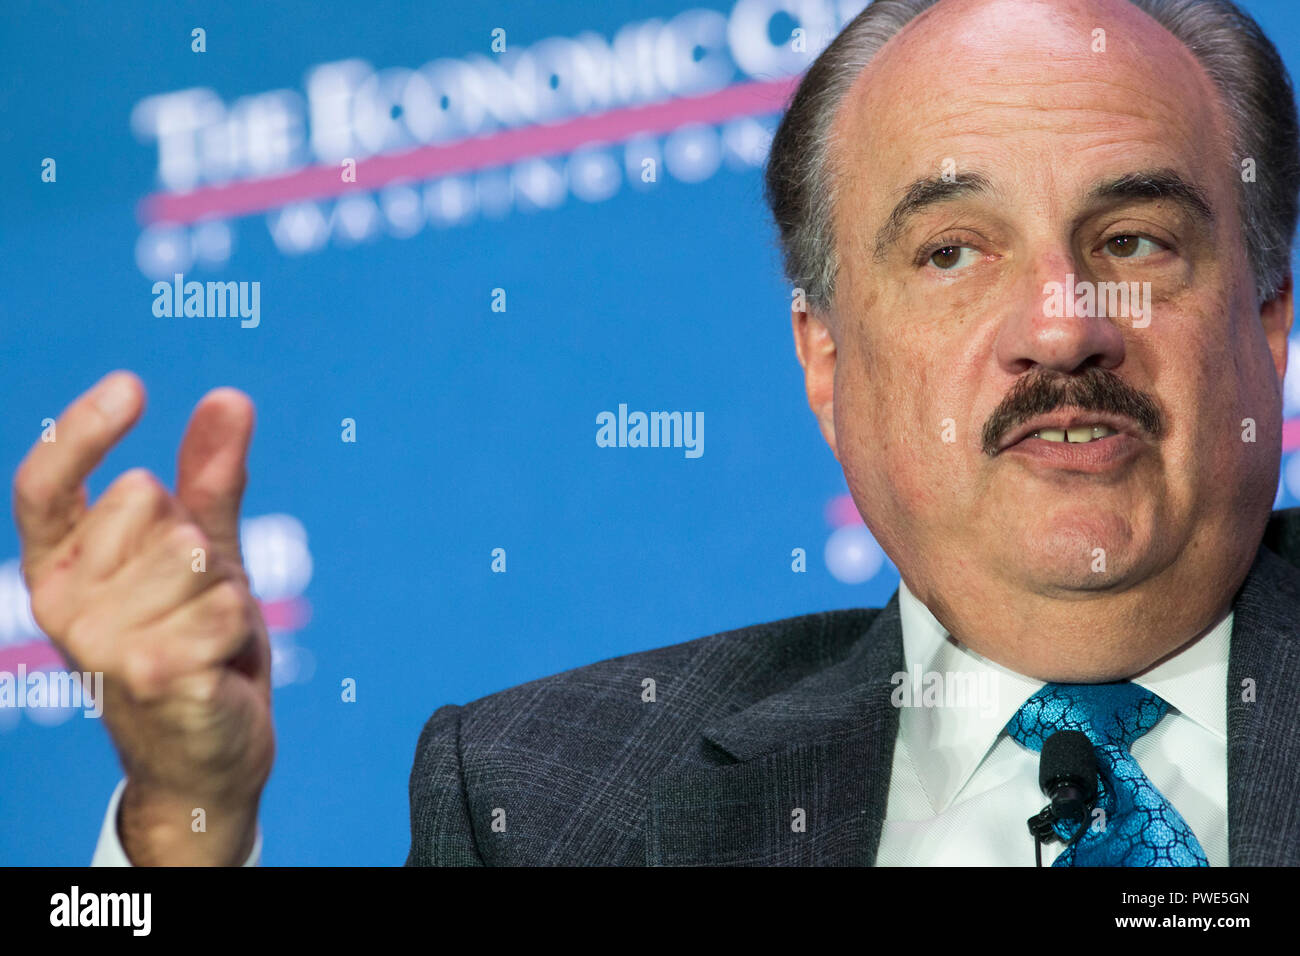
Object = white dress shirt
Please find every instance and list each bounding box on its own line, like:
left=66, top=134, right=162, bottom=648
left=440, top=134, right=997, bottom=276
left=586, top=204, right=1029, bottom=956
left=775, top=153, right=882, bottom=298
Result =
left=875, top=579, right=1230, bottom=866
left=93, top=581, right=1229, bottom=867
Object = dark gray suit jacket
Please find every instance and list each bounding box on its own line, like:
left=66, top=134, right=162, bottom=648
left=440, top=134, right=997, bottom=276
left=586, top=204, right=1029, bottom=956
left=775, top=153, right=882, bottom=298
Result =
left=406, top=507, right=1300, bottom=865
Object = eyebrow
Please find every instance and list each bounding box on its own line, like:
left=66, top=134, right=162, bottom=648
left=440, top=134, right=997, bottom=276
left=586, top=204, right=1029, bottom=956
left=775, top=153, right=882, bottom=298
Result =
left=870, top=167, right=1216, bottom=262
left=873, top=171, right=994, bottom=260
left=1085, top=169, right=1215, bottom=225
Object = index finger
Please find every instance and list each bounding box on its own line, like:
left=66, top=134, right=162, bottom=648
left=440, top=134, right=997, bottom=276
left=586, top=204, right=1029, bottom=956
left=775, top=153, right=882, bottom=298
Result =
left=12, top=370, right=146, bottom=572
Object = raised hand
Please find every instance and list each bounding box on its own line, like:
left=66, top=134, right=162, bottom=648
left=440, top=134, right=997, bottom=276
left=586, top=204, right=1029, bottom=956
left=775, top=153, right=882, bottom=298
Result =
left=13, top=371, right=274, bottom=865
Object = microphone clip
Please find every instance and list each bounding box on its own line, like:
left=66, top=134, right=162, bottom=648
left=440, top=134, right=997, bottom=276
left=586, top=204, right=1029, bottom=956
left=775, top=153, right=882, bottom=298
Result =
left=1026, top=729, right=1100, bottom=866
left=1026, top=805, right=1059, bottom=844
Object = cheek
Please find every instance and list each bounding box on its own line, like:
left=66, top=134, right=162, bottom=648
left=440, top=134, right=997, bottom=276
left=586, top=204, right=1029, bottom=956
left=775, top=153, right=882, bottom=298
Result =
left=1145, top=292, right=1273, bottom=485
left=833, top=325, right=955, bottom=514
left=834, top=323, right=911, bottom=446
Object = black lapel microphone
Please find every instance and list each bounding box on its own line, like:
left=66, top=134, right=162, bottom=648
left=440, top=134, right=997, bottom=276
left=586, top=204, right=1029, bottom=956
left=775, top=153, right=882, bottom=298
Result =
left=1026, top=729, right=1099, bottom=866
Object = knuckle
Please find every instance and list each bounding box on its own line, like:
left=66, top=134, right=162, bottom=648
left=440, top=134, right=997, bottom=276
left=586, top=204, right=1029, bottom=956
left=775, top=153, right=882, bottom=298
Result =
left=27, top=582, right=63, bottom=634
left=113, top=469, right=169, bottom=510
left=63, top=614, right=104, bottom=673
left=12, top=460, right=52, bottom=513
left=123, top=645, right=166, bottom=702
left=191, top=671, right=224, bottom=706
left=206, top=580, right=249, bottom=632
left=176, top=669, right=224, bottom=712
left=114, top=467, right=157, bottom=493
left=18, top=555, right=42, bottom=591
left=166, top=520, right=210, bottom=558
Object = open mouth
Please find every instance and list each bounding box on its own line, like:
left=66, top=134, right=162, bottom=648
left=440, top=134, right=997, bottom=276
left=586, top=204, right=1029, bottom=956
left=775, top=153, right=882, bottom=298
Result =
left=998, top=420, right=1142, bottom=473
left=1024, top=424, right=1119, bottom=444
left=995, top=410, right=1140, bottom=454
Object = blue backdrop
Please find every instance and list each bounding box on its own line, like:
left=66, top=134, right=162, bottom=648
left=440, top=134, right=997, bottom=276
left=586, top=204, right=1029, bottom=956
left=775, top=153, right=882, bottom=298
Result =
left=3, top=0, right=1298, bottom=865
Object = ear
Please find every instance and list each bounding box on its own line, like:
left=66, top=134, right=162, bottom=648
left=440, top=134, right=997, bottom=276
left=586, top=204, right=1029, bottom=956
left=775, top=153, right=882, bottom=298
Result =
left=1260, top=271, right=1294, bottom=387
left=792, top=304, right=839, bottom=459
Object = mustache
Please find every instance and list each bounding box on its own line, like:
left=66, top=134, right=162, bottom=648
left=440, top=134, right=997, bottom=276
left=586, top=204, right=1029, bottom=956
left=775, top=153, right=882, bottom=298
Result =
left=981, top=367, right=1165, bottom=456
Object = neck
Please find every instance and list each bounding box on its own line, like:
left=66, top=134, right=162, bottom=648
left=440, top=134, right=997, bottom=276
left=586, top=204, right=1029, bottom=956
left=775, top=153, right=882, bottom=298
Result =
left=901, top=547, right=1251, bottom=683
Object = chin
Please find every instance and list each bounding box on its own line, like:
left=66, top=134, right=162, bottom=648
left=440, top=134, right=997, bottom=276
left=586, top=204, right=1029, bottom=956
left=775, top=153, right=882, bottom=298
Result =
left=1007, top=511, right=1147, bottom=592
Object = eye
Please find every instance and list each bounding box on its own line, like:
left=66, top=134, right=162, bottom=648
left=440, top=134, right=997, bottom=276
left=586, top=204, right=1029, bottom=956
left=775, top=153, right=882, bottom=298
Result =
left=1103, top=235, right=1165, bottom=259
left=927, top=244, right=980, bottom=271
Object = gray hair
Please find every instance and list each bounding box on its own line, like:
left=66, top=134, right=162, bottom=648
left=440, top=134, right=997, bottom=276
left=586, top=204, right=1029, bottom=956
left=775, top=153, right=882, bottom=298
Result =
left=765, top=0, right=1300, bottom=310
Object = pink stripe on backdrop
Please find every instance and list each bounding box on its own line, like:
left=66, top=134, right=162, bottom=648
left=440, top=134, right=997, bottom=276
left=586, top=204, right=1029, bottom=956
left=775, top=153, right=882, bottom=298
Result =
left=138, top=75, right=802, bottom=226
left=0, top=641, right=63, bottom=673
left=1284, top=417, right=1300, bottom=453
left=260, top=597, right=311, bottom=632
left=0, top=599, right=311, bottom=673
left=826, top=494, right=864, bottom=528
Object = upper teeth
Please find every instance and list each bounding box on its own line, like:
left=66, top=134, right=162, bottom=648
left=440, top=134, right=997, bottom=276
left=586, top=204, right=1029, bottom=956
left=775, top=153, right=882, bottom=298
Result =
left=1032, top=425, right=1118, bottom=443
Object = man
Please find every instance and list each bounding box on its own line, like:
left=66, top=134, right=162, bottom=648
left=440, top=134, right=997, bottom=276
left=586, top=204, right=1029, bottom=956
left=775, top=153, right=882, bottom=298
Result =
left=15, top=0, right=1299, bottom=866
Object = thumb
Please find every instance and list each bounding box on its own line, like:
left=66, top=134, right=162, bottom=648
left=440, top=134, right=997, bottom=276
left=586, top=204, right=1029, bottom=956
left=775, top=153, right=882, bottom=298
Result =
left=176, top=387, right=255, bottom=566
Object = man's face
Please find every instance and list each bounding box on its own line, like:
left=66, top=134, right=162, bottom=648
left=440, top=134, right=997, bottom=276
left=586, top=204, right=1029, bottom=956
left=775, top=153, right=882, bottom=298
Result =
left=796, top=0, right=1293, bottom=678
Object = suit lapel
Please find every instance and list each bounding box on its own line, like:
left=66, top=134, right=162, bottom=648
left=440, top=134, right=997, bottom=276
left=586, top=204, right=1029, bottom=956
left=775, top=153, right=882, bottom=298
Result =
left=645, top=510, right=1300, bottom=866
left=1226, top=540, right=1300, bottom=865
left=646, top=595, right=904, bottom=866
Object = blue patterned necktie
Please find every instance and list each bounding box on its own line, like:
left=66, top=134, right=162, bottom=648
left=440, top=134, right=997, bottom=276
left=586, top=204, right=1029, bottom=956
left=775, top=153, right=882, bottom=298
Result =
left=1004, top=682, right=1209, bottom=866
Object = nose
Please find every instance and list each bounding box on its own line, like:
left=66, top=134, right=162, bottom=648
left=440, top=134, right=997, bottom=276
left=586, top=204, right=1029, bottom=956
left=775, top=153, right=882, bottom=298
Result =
left=994, top=250, right=1128, bottom=377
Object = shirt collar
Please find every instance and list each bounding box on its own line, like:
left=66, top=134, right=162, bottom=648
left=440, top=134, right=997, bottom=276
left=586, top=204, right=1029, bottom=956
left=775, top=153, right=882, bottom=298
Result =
left=895, top=577, right=1231, bottom=813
